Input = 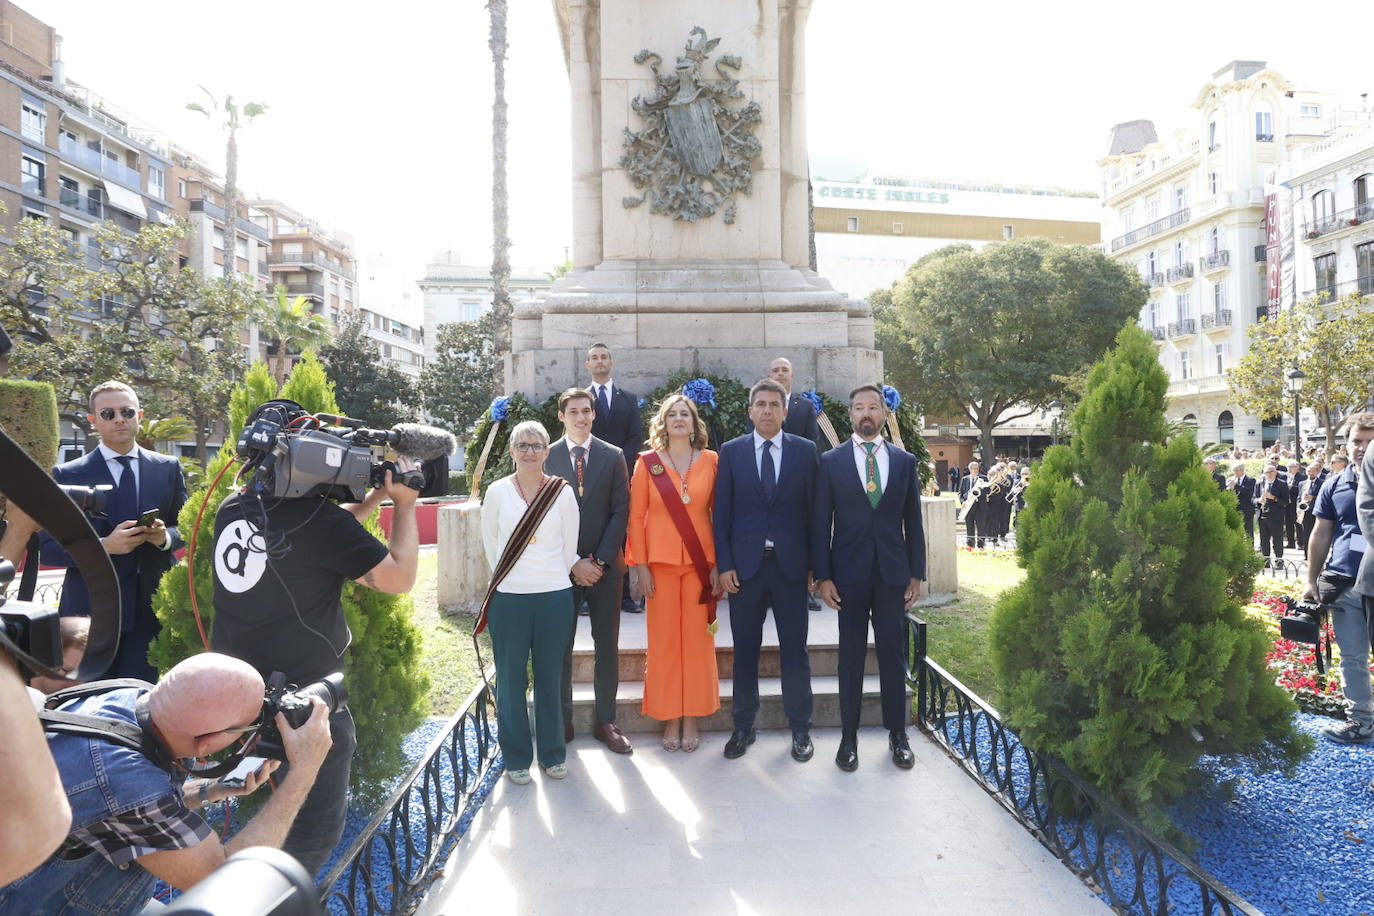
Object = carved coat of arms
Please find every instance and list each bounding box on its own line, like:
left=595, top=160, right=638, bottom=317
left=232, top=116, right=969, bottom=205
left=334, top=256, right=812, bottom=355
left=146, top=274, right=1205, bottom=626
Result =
left=619, top=27, right=762, bottom=224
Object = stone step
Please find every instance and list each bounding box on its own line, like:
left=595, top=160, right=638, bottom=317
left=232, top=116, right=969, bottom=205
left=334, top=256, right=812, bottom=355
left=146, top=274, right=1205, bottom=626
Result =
left=567, top=674, right=906, bottom=734
left=570, top=642, right=880, bottom=682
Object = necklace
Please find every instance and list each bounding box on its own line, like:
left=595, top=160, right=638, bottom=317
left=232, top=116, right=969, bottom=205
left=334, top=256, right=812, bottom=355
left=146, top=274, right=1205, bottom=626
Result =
left=664, top=447, right=696, bottom=504
left=512, top=474, right=548, bottom=544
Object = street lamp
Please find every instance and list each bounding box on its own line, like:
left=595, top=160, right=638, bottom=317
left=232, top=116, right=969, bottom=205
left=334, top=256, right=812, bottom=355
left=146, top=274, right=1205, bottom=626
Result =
left=1048, top=399, right=1063, bottom=448
left=1286, top=366, right=1306, bottom=458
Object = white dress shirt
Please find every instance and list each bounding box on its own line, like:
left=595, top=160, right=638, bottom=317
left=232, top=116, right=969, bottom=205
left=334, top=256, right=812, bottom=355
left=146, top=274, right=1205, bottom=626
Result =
left=752, top=430, right=785, bottom=479
left=850, top=434, right=889, bottom=492
left=564, top=435, right=594, bottom=468
left=590, top=379, right=615, bottom=405
left=481, top=477, right=580, bottom=594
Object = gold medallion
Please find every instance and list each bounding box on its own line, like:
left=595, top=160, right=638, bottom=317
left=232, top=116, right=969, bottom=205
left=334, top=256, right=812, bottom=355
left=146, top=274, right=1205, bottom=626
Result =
left=578, top=485, right=584, bottom=497
left=650, top=463, right=665, bottom=476
left=528, top=536, right=538, bottom=545
left=866, top=481, right=877, bottom=492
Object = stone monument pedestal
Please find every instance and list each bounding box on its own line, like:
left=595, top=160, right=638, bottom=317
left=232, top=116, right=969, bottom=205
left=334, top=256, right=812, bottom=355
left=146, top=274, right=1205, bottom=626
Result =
left=513, top=1, right=879, bottom=399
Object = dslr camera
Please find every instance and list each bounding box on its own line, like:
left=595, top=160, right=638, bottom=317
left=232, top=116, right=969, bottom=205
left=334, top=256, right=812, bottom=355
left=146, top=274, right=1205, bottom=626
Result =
left=253, top=671, right=347, bottom=762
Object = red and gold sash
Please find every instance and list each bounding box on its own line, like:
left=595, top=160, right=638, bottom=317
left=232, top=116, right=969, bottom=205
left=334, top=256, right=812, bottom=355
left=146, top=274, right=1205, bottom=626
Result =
left=639, top=451, right=717, bottom=630
left=475, top=476, right=568, bottom=634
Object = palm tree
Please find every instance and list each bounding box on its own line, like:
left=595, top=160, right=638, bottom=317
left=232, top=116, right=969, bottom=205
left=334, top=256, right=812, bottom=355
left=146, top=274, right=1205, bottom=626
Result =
left=488, top=0, right=511, bottom=389
left=136, top=415, right=195, bottom=451
left=186, top=89, right=267, bottom=277
left=259, top=286, right=331, bottom=384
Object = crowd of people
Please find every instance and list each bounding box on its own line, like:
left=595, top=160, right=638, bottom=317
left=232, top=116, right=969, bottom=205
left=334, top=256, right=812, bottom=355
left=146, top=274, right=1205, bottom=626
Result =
left=478, top=345, right=929, bottom=783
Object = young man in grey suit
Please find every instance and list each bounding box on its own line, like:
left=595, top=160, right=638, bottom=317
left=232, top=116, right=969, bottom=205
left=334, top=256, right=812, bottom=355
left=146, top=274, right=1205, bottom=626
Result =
left=549, top=387, right=633, bottom=754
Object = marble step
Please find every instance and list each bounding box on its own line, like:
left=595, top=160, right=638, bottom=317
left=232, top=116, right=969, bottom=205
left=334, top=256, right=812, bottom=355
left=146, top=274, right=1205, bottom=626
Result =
left=566, top=674, right=908, bottom=734
left=570, top=641, right=879, bottom=682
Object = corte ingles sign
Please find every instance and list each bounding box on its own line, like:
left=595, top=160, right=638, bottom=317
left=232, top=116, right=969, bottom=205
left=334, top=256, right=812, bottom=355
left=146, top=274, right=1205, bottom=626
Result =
left=1264, top=168, right=1281, bottom=320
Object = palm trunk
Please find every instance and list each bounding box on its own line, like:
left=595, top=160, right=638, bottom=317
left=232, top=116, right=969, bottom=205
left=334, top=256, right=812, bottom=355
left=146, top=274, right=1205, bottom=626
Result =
left=223, top=130, right=239, bottom=278
left=488, top=0, right=511, bottom=391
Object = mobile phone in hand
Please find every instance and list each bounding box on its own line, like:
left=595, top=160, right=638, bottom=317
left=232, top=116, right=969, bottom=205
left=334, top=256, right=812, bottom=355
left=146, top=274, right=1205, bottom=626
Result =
left=218, top=756, right=270, bottom=790
left=136, top=509, right=159, bottom=527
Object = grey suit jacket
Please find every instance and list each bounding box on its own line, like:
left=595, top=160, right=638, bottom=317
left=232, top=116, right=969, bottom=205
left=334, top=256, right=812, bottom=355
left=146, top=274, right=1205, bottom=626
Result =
left=545, top=435, right=630, bottom=573
left=1357, top=444, right=1374, bottom=597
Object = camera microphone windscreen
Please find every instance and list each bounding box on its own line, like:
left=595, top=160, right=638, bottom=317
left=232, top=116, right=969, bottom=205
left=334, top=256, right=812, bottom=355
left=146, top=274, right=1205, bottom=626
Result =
left=391, top=423, right=456, bottom=461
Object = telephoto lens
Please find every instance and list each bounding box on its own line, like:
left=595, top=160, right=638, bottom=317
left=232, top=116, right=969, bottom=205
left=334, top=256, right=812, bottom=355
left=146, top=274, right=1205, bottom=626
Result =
left=254, top=673, right=346, bottom=761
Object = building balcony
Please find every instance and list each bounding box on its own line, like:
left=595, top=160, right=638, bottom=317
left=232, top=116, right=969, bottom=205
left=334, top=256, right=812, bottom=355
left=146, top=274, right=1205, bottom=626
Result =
left=267, top=252, right=355, bottom=280
left=281, top=282, right=325, bottom=299
left=1255, top=305, right=1271, bottom=322
left=1167, top=319, right=1197, bottom=338
left=1145, top=272, right=1165, bottom=288
left=1150, top=325, right=1166, bottom=341
left=58, top=135, right=141, bottom=189
left=1254, top=245, right=1267, bottom=263
left=1256, top=133, right=1274, bottom=143
left=1166, top=263, right=1195, bottom=284
left=1199, top=250, right=1229, bottom=273
left=1200, top=309, right=1232, bottom=330
left=188, top=198, right=271, bottom=242
left=1303, top=201, right=1374, bottom=240
left=1110, top=208, right=1191, bottom=253
left=1299, top=275, right=1374, bottom=301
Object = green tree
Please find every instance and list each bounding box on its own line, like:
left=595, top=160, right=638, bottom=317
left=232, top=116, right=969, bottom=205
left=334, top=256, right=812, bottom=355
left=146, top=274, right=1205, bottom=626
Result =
left=420, top=314, right=499, bottom=440
left=258, top=286, right=331, bottom=384
left=1227, top=292, right=1374, bottom=456
left=885, top=238, right=1146, bottom=462
left=319, top=312, right=420, bottom=427
left=988, top=324, right=1309, bottom=839
left=186, top=88, right=266, bottom=274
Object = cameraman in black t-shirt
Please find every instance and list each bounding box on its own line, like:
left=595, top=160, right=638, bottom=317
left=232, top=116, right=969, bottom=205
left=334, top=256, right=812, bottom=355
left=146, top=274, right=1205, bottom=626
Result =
left=209, top=451, right=419, bottom=879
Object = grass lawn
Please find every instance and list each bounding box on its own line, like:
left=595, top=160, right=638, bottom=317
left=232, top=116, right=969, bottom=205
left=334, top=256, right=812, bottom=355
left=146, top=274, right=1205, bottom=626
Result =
left=919, top=549, right=1024, bottom=707
left=409, top=551, right=490, bottom=717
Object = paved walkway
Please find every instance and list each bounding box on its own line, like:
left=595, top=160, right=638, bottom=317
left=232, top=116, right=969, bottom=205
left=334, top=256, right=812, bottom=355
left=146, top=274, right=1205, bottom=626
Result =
left=418, top=727, right=1109, bottom=915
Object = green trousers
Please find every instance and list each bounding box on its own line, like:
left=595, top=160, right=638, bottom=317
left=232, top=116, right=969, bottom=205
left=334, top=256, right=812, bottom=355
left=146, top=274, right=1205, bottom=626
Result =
left=488, top=587, right=575, bottom=770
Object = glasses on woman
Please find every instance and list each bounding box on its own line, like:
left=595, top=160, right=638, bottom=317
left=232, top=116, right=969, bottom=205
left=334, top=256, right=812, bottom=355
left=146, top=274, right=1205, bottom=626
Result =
left=98, top=407, right=138, bottom=421
left=514, top=442, right=547, bottom=454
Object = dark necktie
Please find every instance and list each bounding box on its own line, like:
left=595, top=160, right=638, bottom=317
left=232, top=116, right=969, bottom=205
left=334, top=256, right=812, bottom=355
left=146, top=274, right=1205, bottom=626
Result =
left=760, top=439, right=776, bottom=503
left=596, top=385, right=611, bottom=419
left=114, top=454, right=138, bottom=519
left=863, top=441, right=882, bottom=508
left=572, top=445, right=586, bottom=498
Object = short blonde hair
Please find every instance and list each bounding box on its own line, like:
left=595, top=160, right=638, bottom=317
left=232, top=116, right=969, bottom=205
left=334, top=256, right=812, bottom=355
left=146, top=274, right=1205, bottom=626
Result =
left=507, top=420, right=549, bottom=454
left=88, top=380, right=137, bottom=412
left=646, top=394, right=708, bottom=451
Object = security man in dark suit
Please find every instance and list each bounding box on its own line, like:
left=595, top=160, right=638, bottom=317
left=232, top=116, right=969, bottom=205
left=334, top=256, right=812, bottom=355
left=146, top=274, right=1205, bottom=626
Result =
left=585, top=342, right=646, bottom=611
left=1253, top=462, right=1290, bottom=565
left=547, top=387, right=633, bottom=754
left=39, top=380, right=187, bottom=681
left=715, top=378, right=819, bottom=763
left=1228, top=462, right=1258, bottom=544
left=813, top=384, right=926, bottom=772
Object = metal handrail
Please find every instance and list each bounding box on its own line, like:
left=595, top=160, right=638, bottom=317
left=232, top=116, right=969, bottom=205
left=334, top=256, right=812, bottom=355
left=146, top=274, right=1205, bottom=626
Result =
left=319, top=680, right=500, bottom=915
left=1304, top=200, right=1374, bottom=239
left=1200, top=250, right=1230, bottom=272
left=1166, top=263, right=1195, bottom=283
left=905, top=614, right=1264, bottom=916
left=1110, top=208, right=1191, bottom=252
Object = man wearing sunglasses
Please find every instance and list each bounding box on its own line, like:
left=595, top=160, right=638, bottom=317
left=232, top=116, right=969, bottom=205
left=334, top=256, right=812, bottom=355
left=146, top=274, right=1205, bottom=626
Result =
left=39, top=381, right=188, bottom=680
left=0, top=652, right=333, bottom=914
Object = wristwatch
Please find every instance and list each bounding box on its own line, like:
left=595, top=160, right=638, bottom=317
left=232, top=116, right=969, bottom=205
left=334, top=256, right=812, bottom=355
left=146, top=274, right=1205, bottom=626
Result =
left=590, top=556, right=608, bottom=569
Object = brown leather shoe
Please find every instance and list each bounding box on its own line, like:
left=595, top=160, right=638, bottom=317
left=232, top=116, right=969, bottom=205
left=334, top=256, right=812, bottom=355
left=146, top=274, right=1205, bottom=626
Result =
left=564, top=720, right=574, bottom=744
left=593, top=722, right=633, bottom=754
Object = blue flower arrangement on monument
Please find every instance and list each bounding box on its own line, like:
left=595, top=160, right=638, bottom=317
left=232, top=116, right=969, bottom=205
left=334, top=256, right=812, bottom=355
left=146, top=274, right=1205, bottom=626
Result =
left=682, top=378, right=718, bottom=410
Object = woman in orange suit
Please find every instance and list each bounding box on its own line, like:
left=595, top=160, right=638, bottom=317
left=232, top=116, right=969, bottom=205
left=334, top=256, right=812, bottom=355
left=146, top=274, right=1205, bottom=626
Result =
left=629, top=394, right=722, bottom=752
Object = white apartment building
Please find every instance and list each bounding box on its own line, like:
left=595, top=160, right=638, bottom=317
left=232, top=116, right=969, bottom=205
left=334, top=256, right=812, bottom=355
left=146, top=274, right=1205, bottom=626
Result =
left=358, top=307, right=424, bottom=379
left=812, top=175, right=1102, bottom=299
left=1099, top=61, right=1340, bottom=450
left=1278, top=119, right=1374, bottom=305
left=416, top=251, right=554, bottom=366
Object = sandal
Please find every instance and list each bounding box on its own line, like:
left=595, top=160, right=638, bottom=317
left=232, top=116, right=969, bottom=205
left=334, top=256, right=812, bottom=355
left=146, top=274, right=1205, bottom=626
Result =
left=661, top=720, right=682, bottom=751
left=681, top=733, right=700, bottom=753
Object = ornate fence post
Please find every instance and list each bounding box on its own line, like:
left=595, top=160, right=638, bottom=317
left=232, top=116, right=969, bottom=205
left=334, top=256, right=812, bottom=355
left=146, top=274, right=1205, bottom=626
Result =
left=906, top=613, right=928, bottom=730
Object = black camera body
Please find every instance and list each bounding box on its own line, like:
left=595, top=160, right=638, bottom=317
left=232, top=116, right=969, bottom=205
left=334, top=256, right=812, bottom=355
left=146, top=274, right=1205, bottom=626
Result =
left=253, top=671, right=346, bottom=762
left=1278, top=596, right=1325, bottom=646
left=0, top=574, right=62, bottom=673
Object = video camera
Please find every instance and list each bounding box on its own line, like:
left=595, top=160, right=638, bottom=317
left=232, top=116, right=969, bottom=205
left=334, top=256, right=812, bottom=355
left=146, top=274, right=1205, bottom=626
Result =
left=236, top=400, right=454, bottom=503
left=253, top=671, right=347, bottom=762
left=1277, top=595, right=1331, bottom=674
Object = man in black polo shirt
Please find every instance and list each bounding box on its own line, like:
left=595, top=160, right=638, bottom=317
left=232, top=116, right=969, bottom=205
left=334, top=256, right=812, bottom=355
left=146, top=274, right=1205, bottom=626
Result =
left=1305, top=412, right=1374, bottom=744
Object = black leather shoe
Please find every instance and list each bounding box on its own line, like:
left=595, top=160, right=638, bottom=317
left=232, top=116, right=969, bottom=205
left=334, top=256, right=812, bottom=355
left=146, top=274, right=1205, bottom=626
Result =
left=791, top=732, right=814, bottom=763
left=724, top=728, right=756, bottom=759
left=889, top=729, right=915, bottom=769
left=835, top=733, right=858, bottom=772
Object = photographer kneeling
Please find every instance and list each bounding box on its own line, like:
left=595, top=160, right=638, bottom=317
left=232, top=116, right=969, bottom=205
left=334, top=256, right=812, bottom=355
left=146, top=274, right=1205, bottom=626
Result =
left=0, top=652, right=332, bottom=915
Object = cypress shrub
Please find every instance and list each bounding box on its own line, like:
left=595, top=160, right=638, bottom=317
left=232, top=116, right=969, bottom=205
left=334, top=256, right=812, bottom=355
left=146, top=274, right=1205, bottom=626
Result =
left=0, top=379, right=60, bottom=469
left=987, top=324, right=1309, bottom=838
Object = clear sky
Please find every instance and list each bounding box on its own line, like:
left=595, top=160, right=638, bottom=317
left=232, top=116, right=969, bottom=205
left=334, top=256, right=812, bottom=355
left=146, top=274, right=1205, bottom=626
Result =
left=19, top=0, right=1372, bottom=322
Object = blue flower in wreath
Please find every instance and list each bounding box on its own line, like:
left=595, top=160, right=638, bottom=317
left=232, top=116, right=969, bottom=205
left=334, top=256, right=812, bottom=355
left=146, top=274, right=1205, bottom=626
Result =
left=637, top=397, right=647, bottom=409
left=881, top=385, right=901, bottom=412
left=682, top=378, right=717, bottom=411
left=490, top=396, right=512, bottom=422
left=800, top=389, right=824, bottom=417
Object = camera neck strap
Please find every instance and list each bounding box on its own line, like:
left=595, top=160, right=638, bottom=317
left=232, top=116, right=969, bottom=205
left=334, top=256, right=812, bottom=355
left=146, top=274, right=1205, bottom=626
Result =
left=38, top=679, right=250, bottom=779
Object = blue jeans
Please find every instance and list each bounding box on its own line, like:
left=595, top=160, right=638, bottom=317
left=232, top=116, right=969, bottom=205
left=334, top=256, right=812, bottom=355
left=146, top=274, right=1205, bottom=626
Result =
left=1331, top=587, right=1372, bottom=726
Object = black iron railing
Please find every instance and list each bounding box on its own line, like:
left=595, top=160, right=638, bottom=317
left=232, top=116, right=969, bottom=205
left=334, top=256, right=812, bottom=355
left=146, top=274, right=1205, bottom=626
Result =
left=319, top=681, right=500, bottom=915
left=1110, top=208, right=1191, bottom=252
left=905, top=614, right=1264, bottom=916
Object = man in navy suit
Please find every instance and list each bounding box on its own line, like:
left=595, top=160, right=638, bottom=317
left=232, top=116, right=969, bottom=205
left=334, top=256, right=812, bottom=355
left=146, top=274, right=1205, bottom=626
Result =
left=715, top=378, right=818, bottom=762
left=39, top=381, right=187, bottom=681
left=586, top=342, right=646, bottom=612
left=813, top=385, right=926, bottom=771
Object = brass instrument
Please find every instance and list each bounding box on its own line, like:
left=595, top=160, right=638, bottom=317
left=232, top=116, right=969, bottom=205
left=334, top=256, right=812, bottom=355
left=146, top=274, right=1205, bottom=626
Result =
left=1006, top=477, right=1028, bottom=504
left=956, top=476, right=987, bottom=523
left=986, top=466, right=1014, bottom=496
